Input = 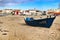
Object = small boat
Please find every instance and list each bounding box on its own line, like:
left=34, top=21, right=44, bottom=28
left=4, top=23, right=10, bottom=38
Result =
left=24, top=16, right=56, bottom=28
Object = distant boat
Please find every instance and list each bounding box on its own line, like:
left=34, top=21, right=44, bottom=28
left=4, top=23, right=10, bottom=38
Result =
left=24, top=16, right=56, bottom=28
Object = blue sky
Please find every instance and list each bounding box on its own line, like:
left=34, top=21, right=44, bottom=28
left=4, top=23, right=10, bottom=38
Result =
left=0, top=0, right=60, bottom=10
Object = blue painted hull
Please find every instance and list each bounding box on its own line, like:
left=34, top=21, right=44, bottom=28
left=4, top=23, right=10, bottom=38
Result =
left=24, top=17, right=56, bottom=28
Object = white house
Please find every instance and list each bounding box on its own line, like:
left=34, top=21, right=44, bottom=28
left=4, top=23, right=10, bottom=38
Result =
left=2, top=9, right=13, bottom=14
left=23, top=9, right=42, bottom=16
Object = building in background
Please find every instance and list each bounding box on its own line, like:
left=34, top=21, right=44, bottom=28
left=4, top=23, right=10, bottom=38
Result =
left=2, top=9, right=13, bottom=14
left=23, top=8, right=42, bottom=16
left=47, top=9, right=54, bottom=15
left=12, top=9, right=23, bottom=15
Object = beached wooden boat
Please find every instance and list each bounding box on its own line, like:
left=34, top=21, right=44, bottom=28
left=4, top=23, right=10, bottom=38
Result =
left=24, top=16, right=56, bottom=28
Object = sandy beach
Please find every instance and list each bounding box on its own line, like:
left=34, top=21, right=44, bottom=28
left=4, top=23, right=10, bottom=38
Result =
left=0, top=15, right=60, bottom=40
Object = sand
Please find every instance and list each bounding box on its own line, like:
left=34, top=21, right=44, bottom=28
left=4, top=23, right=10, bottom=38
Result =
left=0, top=15, right=60, bottom=40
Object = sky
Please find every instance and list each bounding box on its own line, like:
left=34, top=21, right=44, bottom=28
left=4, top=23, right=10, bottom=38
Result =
left=0, top=0, right=60, bottom=10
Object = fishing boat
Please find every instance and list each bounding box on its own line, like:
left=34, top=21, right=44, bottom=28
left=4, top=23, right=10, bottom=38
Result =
left=24, top=16, right=56, bottom=28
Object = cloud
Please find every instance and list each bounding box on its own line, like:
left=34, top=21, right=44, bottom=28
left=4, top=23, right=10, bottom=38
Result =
left=0, top=0, right=15, bottom=6
left=34, top=0, right=55, bottom=2
left=5, top=3, right=17, bottom=6
left=0, top=0, right=57, bottom=7
left=0, top=0, right=34, bottom=7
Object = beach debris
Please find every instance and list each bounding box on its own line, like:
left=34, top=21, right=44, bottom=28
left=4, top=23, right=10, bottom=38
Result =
left=0, top=29, right=9, bottom=32
left=0, top=21, right=3, bottom=24
left=0, top=28, right=3, bottom=32
left=3, top=30, right=9, bottom=32
left=0, top=29, right=2, bottom=32
left=2, top=33, right=7, bottom=35
left=0, top=29, right=1, bottom=31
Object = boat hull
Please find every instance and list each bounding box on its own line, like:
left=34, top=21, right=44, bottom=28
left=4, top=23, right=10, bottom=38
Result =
left=24, top=17, right=56, bottom=28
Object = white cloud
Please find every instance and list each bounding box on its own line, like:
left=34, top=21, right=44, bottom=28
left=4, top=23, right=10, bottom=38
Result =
left=34, top=0, right=55, bottom=2
left=5, top=3, right=17, bottom=6
left=0, top=0, right=15, bottom=6
left=0, top=0, right=32, bottom=7
left=0, top=0, right=57, bottom=7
